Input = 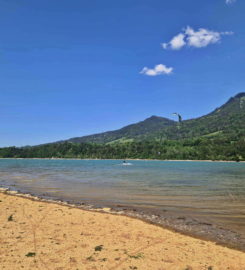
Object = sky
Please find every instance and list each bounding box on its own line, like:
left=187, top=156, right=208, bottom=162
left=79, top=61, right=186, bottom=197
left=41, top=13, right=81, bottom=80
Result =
left=0, top=0, right=244, bottom=147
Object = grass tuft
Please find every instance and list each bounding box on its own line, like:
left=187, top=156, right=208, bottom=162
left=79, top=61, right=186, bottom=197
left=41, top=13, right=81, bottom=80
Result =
left=25, top=252, right=36, bottom=257
left=94, top=245, right=103, bottom=252
left=128, top=253, right=144, bottom=259
left=8, top=214, right=13, bottom=221
left=86, top=255, right=95, bottom=261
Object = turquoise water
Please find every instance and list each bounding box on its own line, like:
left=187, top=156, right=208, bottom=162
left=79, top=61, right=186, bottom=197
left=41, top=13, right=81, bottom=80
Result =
left=0, top=159, right=245, bottom=233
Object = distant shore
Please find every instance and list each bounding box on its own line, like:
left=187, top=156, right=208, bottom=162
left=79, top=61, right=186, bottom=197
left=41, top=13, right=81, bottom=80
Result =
left=0, top=157, right=244, bottom=162
left=0, top=189, right=245, bottom=269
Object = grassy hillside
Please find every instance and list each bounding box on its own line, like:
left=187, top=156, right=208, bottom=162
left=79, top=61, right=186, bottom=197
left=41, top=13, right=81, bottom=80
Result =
left=64, top=116, right=175, bottom=144
left=156, top=92, right=245, bottom=140
left=62, top=92, right=245, bottom=143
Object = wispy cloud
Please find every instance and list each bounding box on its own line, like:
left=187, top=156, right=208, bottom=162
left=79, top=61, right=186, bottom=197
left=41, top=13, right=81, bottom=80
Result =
left=140, top=64, right=173, bottom=76
left=162, top=26, right=233, bottom=50
left=226, top=0, right=236, bottom=4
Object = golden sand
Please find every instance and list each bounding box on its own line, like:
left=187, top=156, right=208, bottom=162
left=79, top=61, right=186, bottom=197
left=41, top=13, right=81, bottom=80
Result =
left=0, top=192, right=245, bottom=270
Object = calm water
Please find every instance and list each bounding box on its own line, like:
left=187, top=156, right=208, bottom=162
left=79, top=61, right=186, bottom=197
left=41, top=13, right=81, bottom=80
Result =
left=0, top=159, right=245, bottom=233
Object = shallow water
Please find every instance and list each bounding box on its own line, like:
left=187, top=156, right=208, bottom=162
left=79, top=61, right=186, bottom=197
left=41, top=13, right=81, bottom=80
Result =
left=0, top=159, right=245, bottom=234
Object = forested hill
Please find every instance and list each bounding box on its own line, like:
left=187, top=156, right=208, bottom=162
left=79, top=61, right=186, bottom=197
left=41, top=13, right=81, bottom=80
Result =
left=64, top=92, right=245, bottom=143
left=156, top=92, right=245, bottom=140
left=63, top=116, right=175, bottom=144
left=0, top=92, right=244, bottom=161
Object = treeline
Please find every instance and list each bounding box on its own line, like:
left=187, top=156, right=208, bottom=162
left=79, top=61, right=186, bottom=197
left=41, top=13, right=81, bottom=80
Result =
left=0, top=136, right=244, bottom=161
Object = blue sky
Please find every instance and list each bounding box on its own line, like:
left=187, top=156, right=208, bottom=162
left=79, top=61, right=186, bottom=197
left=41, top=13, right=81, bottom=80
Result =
left=0, top=0, right=244, bottom=146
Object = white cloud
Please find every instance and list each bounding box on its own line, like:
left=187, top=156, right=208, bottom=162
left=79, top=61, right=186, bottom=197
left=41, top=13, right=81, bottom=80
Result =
left=140, top=64, right=173, bottom=76
left=185, top=26, right=221, bottom=48
left=162, top=26, right=233, bottom=50
left=226, top=0, right=236, bottom=4
left=162, top=33, right=186, bottom=50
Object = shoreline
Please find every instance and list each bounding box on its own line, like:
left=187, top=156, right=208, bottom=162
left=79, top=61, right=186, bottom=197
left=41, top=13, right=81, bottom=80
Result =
left=0, top=189, right=245, bottom=270
left=1, top=187, right=244, bottom=253
left=0, top=157, right=245, bottom=163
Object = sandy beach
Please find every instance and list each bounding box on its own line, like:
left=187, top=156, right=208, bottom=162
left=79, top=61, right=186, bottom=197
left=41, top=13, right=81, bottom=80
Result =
left=0, top=191, right=245, bottom=270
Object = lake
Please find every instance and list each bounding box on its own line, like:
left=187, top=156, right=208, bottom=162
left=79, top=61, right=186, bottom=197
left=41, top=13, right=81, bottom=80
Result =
left=0, top=159, right=245, bottom=238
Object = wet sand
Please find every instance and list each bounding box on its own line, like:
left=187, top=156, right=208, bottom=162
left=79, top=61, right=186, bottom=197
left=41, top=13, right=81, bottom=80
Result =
left=1, top=190, right=245, bottom=270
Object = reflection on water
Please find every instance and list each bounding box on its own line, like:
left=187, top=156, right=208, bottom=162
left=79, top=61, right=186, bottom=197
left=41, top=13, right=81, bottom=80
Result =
left=0, top=159, right=245, bottom=233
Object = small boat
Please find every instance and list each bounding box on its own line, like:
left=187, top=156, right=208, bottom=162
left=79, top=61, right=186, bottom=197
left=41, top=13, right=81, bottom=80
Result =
left=122, top=160, right=132, bottom=166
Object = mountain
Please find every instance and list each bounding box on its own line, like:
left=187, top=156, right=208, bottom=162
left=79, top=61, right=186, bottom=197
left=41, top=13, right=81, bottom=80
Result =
left=63, top=92, right=245, bottom=143
left=64, top=116, right=175, bottom=144
left=157, top=92, right=245, bottom=140
left=0, top=93, right=244, bottom=161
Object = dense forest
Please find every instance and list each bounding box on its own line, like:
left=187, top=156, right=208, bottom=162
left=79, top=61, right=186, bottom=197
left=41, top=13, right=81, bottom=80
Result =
left=0, top=93, right=244, bottom=161
left=0, top=136, right=244, bottom=161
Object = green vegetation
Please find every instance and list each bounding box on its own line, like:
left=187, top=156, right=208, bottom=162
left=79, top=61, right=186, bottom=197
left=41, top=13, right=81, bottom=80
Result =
left=128, top=252, right=144, bottom=259
left=64, top=115, right=175, bottom=144
left=86, top=255, right=96, bottom=261
left=0, top=93, right=244, bottom=161
left=0, top=135, right=244, bottom=161
left=94, top=245, right=103, bottom=251
left=25, top=252, right=36, bottom=257
left=8, top=214, right=13, bottom=221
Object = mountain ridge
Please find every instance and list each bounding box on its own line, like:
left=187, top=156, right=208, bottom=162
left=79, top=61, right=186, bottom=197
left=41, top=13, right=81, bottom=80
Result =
left=0, top=92, right=244, bottom=161
left=61, top=92, right=245, bottom=144
left=63, top=115, right=175, bottom=144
